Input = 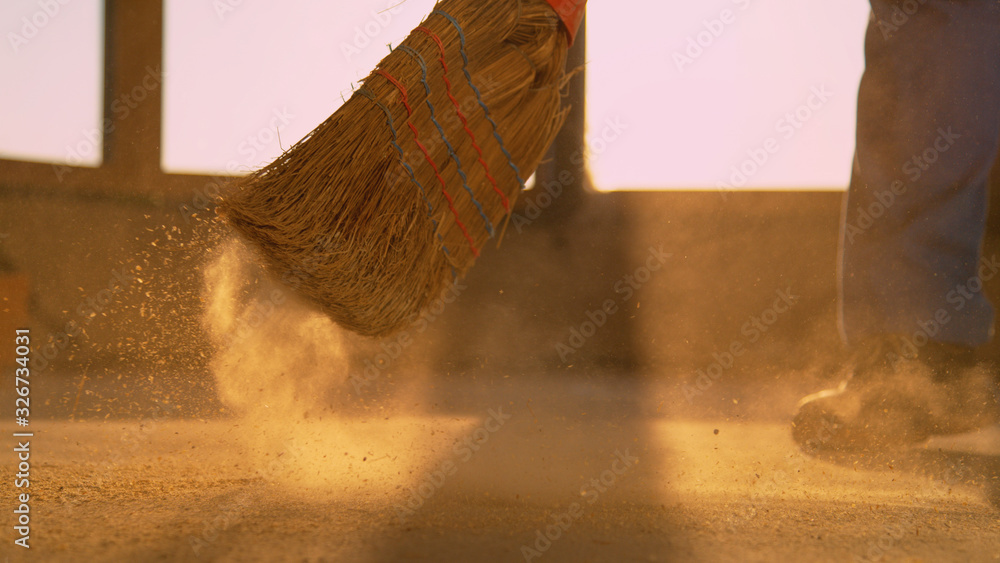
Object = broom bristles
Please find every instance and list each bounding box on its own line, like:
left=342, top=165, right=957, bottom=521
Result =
left=218, top=0, right=571, bottom=337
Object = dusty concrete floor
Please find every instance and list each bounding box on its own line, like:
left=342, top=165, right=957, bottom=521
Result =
left=2, top=374, right=998, bottom=563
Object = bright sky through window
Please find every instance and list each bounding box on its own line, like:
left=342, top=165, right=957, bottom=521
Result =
left=1, top=1, right=869, bottom=191
left=585, top=1, right=869, bottom=191
left=162, top=0, right=436, bottom=175
left=0, top=0, right=104, bottom=166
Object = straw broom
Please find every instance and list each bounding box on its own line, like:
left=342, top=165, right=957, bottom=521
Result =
left=217, top=0, right=586, bottom=337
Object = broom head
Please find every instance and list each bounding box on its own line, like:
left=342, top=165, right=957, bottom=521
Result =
left=218, top=0, right=575, bottom=337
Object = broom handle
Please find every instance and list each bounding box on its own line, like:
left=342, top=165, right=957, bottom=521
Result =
left=543, top=0, right=587, bottom=45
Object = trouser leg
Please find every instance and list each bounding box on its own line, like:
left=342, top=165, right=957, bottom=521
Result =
left=840, top=0, right=1000, bottom=347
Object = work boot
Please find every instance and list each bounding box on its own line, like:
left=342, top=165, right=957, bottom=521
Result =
left=792, top=336, right=999, bottom=454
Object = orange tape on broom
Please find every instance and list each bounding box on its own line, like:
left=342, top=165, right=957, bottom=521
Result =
left=544, top=0, right=586, bottom=45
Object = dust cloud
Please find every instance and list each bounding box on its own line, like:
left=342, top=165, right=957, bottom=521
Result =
left=200, top=237, right=477, bottom=502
